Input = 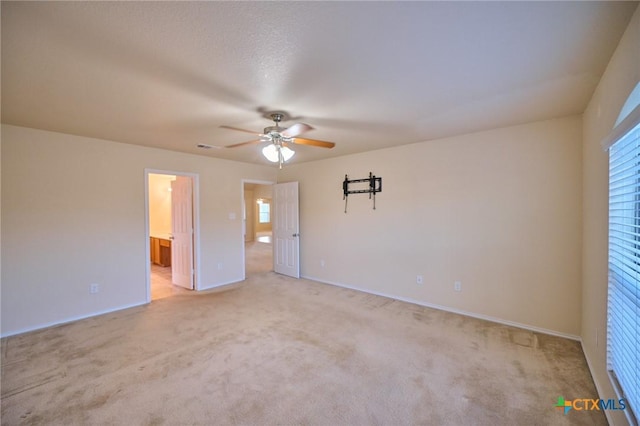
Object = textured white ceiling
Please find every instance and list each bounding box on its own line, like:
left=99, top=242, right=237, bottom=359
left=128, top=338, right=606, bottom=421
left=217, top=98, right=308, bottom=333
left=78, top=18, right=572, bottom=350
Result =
left=1, top=1, right=637, bottom=166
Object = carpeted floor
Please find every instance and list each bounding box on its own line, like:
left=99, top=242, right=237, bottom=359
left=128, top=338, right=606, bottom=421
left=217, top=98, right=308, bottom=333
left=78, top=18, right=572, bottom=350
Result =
left=244, top=240, right=273, bottom=276
left=1, top=243, right=605, bottom=425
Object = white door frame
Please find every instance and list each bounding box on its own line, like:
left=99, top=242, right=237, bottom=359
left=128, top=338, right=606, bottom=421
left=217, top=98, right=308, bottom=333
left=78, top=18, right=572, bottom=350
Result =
left=241, top=179, right=276, bottom=280
left=144, top=169, right=201, bottom=302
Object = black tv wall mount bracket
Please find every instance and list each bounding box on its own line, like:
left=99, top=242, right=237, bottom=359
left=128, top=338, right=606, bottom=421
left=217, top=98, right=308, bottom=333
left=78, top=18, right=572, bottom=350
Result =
left=342, top=172, right=382, bottom=213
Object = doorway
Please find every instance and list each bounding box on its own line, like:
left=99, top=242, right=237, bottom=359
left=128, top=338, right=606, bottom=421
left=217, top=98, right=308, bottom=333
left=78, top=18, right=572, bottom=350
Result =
left=145, top=170, right=199, bottom=302
left=243, top=180, right=275, bottom=277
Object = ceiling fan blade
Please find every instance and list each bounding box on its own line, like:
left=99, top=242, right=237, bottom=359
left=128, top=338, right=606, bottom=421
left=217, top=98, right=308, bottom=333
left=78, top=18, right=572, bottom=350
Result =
left=224, top=139, right=262, bottom=148
left=220, top=125, right=261, bottom=135
left=292, top=137, right=335, bottom=149
left=281, top=123, right=314, bottom=138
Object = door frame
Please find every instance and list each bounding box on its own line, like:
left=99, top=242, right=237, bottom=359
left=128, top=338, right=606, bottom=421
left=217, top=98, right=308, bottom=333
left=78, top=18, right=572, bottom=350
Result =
left=241, top=178, right=276, bottom=280
left=144, top=169, right=201, bottom=302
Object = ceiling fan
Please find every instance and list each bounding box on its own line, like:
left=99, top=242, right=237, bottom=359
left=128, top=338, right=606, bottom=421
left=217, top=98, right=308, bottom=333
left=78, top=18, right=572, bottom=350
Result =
left=220, top=112, right=335, bottom=168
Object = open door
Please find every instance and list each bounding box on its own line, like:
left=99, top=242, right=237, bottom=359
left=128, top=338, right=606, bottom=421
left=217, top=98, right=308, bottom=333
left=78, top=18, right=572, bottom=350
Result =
left=273, top=182, right=300, bottom=278
left=171, top=176, right=194, bottom=289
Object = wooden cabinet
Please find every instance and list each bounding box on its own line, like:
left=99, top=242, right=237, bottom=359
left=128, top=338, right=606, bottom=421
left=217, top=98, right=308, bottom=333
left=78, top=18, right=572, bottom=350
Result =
left=150, top=237, right=171, bottom=267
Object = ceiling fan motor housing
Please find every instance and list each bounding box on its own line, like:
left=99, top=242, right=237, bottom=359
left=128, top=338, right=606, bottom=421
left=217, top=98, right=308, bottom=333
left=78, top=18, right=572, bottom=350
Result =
left=263, top=125, right=283, bottom=135
left=264, top=113, right=286, bottom=136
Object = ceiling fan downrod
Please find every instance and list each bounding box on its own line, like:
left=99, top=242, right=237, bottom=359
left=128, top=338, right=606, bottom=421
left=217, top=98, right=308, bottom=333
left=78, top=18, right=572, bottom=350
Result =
left=264, top=113, right=286, bottom=135
left=270, top=113, right=284, bottom=124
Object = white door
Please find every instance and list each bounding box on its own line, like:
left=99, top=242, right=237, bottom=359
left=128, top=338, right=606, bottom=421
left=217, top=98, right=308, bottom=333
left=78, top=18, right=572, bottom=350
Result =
left=273, top=182, right=300, bottom=278
left=171, top=176, right=194, bottom=289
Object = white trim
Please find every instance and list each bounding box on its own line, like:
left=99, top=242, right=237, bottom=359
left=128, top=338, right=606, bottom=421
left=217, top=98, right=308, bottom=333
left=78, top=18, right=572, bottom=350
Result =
left=144, top=169, right=201, bottom=298
left=615, top=82, right=640, bottom=127
left=583, top=346, right=640, bottom=426
left=303, top=274, right=581, bottom=341
left=199, top=279, right=243, bottom=291
left=582, top=345, right=615, bottom=426
left=607, top=370, right=639, bottom=426
left=144, top=175, right=151, bottom=302
left=601, top=103, right=640, bottom=151
left=0, top=301, right=147, bottom=338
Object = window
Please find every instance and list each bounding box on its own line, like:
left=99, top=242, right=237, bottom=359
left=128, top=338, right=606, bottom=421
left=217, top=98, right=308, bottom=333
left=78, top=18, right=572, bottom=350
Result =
left=257, top=199, right=270, bottom=224
left=608, top=121, right=640, bottom=422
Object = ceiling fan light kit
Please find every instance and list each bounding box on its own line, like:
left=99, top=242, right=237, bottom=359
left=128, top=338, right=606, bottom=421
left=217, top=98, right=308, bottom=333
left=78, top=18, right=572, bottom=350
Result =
left=262, top=143, right=295, bottom=168
left=220, top=111, right=336, bottom=168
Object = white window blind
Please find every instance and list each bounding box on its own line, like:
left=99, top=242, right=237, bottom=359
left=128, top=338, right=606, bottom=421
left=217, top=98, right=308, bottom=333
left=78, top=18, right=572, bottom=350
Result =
left=608, top=121, right=640, bottom=422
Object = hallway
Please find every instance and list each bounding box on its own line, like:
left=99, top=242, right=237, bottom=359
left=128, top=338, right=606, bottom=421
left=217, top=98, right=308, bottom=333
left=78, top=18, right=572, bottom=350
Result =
left=245, top=238, right=272, bottom=276
left=150, top=264, right=190, bottom=300
left=150, top=238, right=272, bottom=300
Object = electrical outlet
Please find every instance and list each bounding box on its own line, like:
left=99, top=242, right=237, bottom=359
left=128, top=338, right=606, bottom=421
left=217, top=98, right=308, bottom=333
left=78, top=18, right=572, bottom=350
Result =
left=320, top=260, right=325, bottom=268
left=217, top=263, right=223, bottom=270
left=416, top=275, right=423, bottom=284
left=90, top=283, right=100, bottom=294
left=454, top=281, right=462, bottom=292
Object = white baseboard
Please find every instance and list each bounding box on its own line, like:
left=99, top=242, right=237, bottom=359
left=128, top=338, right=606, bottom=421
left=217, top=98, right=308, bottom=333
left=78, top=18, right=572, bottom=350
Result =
left=3, top=280, right=245, bottom=338
left=3, top=275, right=579, bottom=343
left=302, top=274, right=581, bottom=341
left=198, top=279, right=243, bottom=291
left=1, top=300, right=148, bottom=338
left=581, top=346, right=615, bottom=425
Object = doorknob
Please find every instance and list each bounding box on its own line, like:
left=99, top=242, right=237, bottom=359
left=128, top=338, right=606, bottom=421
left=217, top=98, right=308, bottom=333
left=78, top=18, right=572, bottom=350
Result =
left=292, top=233, right=300, bottom=237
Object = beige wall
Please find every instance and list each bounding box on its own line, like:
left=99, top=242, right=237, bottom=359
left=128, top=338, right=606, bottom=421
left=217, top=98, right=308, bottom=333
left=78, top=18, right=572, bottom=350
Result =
left=582, top=7, right=640, bottom=426
left=279, top=116, right=583, bottom=337
left=148, top=173, right=175, bottom=236
left=253, top=184, right=273, bottom=200
left=1, top=125, right=277, bottom=336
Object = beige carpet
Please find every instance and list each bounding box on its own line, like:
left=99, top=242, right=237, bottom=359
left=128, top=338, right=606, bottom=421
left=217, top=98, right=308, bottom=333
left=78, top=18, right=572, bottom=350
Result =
left=1, top=246, right=604, bottom=425
left=244, top=240, right=273, bottom=276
